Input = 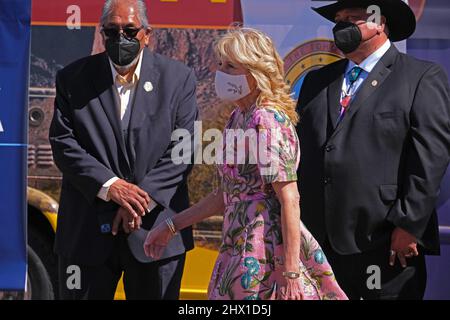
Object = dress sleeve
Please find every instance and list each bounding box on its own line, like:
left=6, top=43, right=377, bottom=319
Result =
left=252, top=108, right=300, bottom=185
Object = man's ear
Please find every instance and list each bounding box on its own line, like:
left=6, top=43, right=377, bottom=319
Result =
left=99, top=26, right=107, bottom=44
left=378, top=15, right=387, bottom=33
left=144, top=28, right=152, bottom=47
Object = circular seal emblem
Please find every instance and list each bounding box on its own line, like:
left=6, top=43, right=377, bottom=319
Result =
left=284, top=39, right=344, bottom=98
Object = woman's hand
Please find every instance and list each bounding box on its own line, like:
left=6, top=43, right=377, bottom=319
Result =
left=143, top=222, right=174, bottom=259
left=143, top=190, right=225, bottom=259
left=272, top=181, right=303, bottom=300
left=278, top=277, right=304, bottom=300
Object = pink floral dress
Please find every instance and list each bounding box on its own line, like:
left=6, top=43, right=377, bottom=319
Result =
left=207, top=105, right=348, bottom=300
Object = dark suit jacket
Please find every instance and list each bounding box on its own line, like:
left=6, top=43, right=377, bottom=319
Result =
left=296, top=45, right=450, bottom=255
left=49, top=48, right=199, bottom=265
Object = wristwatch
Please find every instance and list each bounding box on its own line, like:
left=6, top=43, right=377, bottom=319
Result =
left=282, top=271, right=301, bottom=279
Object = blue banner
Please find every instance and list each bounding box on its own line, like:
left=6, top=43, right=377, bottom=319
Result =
left=0, top=0, right=31, bottom=290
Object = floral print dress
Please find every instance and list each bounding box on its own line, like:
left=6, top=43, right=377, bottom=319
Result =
left=207, top=105, right=347, bottom=300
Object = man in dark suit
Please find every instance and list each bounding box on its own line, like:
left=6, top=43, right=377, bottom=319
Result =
left=49, top=0, right=198, bottom=300
left=297, top=0, right=450, bottom=299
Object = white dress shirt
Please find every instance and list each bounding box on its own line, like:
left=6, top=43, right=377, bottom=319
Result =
left=340, top=39, right=392, bottom=114
left=97, top=51, right=155, bottom=212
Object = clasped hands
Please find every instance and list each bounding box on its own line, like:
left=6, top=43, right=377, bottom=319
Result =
left=107, top=179, right=152, bottom=235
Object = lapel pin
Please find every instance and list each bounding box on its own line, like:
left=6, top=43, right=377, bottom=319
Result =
left=371, top=80, right=378, bottom=87
left=144, top=81, right=153, bottom=92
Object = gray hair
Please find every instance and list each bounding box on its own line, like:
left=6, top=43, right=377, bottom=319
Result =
left=100, top=0, right=149, bottom=28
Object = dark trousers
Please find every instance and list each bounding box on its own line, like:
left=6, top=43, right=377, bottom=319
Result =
left=58, top=233, right=186, bottom=300
left=322, top=239, right=427, bottom=300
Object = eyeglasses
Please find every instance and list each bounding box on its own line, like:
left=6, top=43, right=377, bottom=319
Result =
left=102, top=25, right=144, bottom=39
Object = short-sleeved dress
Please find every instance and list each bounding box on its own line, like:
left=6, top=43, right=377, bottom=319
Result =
left=207, top=104, right=347, bottom=300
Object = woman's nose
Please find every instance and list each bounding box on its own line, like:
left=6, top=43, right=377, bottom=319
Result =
left=217, top=65, right=226, bottom=73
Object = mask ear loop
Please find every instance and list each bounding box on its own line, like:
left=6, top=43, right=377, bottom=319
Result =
left=356, top=20, right=382, bottom=42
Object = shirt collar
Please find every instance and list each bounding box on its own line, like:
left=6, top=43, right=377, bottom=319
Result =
left=109, top=49, right=144, bottom=85
left=346, top=39, right=391, bottom=74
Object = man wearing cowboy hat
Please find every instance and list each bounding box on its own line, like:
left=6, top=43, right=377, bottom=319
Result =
left=296, top=0, right=450, bottom=299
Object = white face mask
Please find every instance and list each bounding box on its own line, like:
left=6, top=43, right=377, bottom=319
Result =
left=214, top=70, right=251, bottom=102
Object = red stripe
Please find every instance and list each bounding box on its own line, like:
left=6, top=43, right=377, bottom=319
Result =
left=31, top=0, right=242, bottom=27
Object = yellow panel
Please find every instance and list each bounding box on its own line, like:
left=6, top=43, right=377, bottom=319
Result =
left=180, top=247, right=218, bottom=300
left=114, top=274, right=126, bottom=300
left=42, top=211, right=58, bottom=232
left=113, top=247, right=218, bottom=300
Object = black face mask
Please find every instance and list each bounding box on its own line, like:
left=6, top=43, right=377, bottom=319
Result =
left=105, top=33, right=141, bottom=66
left=332, top=21, right=363, bottom=54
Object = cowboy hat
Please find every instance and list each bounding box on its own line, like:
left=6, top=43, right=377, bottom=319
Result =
left=312, top=0, right=416, bottom=41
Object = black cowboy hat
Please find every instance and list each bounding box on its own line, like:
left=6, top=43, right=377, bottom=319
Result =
left=312, top=0, right=416, bottom=42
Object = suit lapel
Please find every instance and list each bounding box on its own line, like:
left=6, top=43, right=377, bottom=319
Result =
left=127, top=48, right=161, bottom=167
left=327, top=60, right=347, bottom=130
left=330, top=45, right=399, bottom=139
left=91, top=53, right=131, bottom=170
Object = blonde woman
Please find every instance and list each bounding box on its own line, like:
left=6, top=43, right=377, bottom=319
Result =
left=144, top=28, right=347, bottom=300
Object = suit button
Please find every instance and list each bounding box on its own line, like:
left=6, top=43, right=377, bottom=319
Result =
left=325, top=145, right=335, bottom=152
left=324, top=177, right=332, bottom=185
